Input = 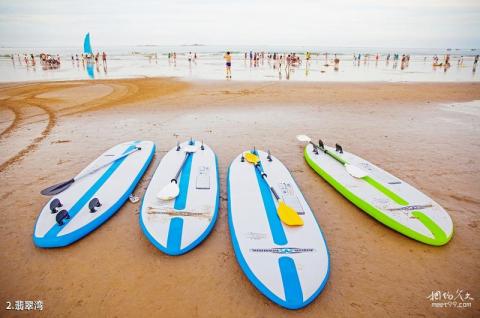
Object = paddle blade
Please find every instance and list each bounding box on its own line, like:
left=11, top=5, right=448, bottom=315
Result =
left=296, top=134, right=312, bottom=142
left=345, top=163, right=368, bottom=178
left=244, top=152, right=260, bottom=165
left=277, top=201, right=304, bottom=226
left=40, top=179, right=75, bottom=196
left=157, top=182, right=180, bottom=200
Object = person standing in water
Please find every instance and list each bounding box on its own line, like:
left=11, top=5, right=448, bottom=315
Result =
left=224, top=51, right=232, bottom=79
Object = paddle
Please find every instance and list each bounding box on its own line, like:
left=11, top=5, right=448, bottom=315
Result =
left=40, top=146, right=142, bottom=196
left=244, top=152, right=304, bottom=226
left=157, top=144, right=198, bottom=200
left=296, top=135, right=368, bottom=178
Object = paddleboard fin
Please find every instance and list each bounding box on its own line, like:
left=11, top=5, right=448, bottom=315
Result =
left=88, top=198, right=101, bottom=213
left=335, top=143, right=343, bottom=153
left=318, top=139, right=325, bottom=150
left=50, top=198, right=62, bottom=214
left=56, top=210, right=70, bottom=226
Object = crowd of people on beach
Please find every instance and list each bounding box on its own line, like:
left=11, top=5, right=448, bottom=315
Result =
left=166, top=51, right=198, bottom=65
left=8, top=49, right=479, bottom=80
left=10, top=51, right=108, bottom=73
left=10, top=53, right=62, bottom=69
left=70, top=52, right=107, bottom=66
left=218, top=50, right=479, bottom=79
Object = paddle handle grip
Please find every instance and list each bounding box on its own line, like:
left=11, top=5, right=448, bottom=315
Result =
left=75, top=147, right=141, bottom=181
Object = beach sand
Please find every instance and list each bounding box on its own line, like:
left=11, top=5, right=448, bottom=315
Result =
left=0, top=78, right=479, bottom=317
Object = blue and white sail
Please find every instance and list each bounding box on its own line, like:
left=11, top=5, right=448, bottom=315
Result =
left=83, top=33, right=93, bottom=54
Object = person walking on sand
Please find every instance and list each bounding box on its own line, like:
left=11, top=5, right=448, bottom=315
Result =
left=473, top=55, right=479, bottom=72
left=102, top=51, right=107, bottom=64
left=224, top=51, right=232, bottom=79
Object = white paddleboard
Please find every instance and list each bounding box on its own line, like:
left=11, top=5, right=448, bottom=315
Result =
left=140, top=140, right=219, bottom=255
left=228, top=150, right=329, bottom=310
left=34, top=140, right=155, bottom=248
left=304, top=142, right=453, bottom=245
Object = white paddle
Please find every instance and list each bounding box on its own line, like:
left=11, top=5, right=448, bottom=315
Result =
left=157, top=143, right=199, bottom=200
left=296, top=135, right=368, bottom=178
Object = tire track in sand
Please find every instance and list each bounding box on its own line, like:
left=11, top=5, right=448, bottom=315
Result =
left=0, top=105, right=21, bottom=139
left=0, top=79, right=188, bottom=172
left=0, top=102, right=56, bottom=172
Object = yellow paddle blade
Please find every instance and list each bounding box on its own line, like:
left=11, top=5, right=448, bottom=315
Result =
left=277, top=201, right=304, bottom=226
left=244, top=152, right=259, bottom=165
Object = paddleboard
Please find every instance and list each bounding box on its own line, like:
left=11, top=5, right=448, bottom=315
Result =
left=303, top=141, right=453, bottom=246
left=34, top=140, right=155, bottom=248
left=228, top=150, right=330, bottom=310
left=140, top=140, right=219, bottom=255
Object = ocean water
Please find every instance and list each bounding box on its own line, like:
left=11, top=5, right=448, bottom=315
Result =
left=0, top=45, right=478, bottom=83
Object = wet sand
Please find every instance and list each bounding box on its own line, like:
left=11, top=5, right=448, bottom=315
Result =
left=0, top=78, right=479, bottom=317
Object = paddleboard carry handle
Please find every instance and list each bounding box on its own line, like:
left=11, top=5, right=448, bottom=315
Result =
left=56, top=210, right=70, bottom=226
left=50, top=198, right=63, bottom=214
left=88, top=198, right=101, bottom=213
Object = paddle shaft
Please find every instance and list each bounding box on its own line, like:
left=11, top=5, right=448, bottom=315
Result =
left=309, top=141, right=347, bottom=166
left=253, top=163, right=280, bottom=201
left=75, top=147, right=141, bottom=181
left=172, top=152, right=191, bottom=183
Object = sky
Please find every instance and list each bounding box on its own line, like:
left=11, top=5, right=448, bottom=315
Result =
left=0, top=0, right=479, bottom=48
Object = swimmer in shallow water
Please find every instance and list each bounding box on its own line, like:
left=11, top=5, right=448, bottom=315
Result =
left=224, top=51, right=232, bottom=79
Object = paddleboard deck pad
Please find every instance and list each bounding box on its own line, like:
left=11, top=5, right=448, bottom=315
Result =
left=228, top=150, right=329, bottom=310
left=304, top=142, right=453, bottom=246
left=140, top=140, right=219, bottom=255
left=34, top=140, right=155, bottom=248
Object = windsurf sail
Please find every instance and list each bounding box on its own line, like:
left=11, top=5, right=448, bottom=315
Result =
left=83, top=33, right=93, bottom=54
